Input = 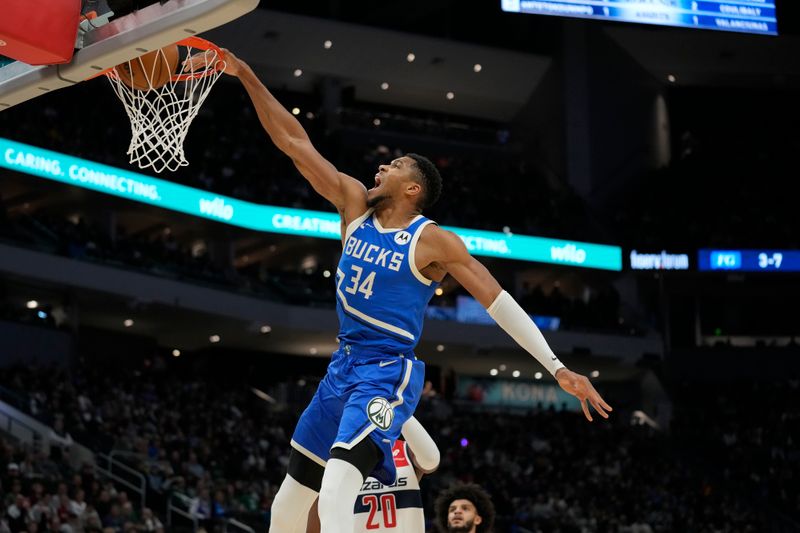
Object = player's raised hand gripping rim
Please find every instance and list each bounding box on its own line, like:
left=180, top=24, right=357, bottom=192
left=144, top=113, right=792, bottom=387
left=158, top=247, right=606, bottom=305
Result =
left=183, top=47, right=243, bottom=77
left=555, top=368, right=613, bottom=422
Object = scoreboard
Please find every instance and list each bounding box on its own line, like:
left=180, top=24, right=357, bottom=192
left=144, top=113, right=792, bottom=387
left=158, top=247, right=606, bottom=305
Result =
left=501, top=0, right=778, bottom=36
left=698, top=250, right=800, bottom=272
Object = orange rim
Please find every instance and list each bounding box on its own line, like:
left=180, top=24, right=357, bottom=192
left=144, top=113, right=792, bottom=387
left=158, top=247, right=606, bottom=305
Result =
left=93, top=37, right=225, bottom=81
left=171, top=36, right=226, bottom=81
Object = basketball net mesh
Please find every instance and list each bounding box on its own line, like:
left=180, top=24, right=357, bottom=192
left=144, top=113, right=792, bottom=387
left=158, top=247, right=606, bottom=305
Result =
left=105, top=41, right=225, bottom=173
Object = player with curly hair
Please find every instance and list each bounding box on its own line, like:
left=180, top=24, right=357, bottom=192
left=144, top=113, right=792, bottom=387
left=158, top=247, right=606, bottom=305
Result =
left=434, top=484, right=495, bottom=533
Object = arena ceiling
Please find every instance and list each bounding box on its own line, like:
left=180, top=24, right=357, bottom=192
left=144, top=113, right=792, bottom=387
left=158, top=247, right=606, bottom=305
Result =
left=203, top=5, right=800, bottom=123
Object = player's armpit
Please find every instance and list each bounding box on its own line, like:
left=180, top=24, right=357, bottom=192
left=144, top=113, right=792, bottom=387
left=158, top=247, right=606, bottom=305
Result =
left=432, top=228, right=503, bottom=308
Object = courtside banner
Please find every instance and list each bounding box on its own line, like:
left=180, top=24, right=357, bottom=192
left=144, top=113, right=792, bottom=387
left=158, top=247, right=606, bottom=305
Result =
left=0, top=138, right=622, bottom=270
left=456, top=377, right=580, bottom=411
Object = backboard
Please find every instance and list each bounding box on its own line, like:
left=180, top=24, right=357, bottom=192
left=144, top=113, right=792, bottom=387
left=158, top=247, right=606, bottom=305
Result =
left=0, top=0, right=258, bottom=110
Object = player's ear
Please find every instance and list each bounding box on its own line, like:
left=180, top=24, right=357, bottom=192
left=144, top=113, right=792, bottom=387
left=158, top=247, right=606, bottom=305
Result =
left=474, top=514, right=483, bottom=525
left=405, top=181, right=421, bottom=198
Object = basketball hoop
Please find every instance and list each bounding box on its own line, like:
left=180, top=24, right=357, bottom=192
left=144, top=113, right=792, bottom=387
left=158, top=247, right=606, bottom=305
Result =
left=104, top=37, right=225, bottom=173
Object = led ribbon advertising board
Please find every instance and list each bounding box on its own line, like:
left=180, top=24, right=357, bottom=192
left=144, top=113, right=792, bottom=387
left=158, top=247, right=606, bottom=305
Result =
left=1, top=138, right=622, bottom=270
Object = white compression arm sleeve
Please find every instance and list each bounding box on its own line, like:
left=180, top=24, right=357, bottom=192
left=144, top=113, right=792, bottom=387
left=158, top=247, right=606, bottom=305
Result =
left=487, top=290, right=566, bottom=376
left=401, top=416, right=440, bottom=473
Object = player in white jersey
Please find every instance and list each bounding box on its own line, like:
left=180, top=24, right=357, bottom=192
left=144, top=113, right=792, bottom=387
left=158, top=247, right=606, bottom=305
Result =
left=307, top=416, right=439, bottom=533
left=353, top=439, right=423, bottom=531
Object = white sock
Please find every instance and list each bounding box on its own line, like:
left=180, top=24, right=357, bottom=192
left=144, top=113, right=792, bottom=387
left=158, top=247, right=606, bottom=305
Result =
left=268, top=474, right=319, bottom=533
left=318, top=458, right=364, bottom=533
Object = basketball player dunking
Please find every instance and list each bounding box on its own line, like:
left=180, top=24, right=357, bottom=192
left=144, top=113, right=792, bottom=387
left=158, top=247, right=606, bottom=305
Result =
left=187, top=50, right=612, bottom=533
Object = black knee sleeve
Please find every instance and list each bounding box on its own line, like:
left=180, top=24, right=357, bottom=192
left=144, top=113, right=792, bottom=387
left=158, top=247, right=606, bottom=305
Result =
left=287, top=448, right=325, bottom=492
left=330, top=437, right=380, bottom=479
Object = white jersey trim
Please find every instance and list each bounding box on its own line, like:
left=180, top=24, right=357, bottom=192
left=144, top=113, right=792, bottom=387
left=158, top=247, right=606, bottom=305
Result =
left=391, top=359, right=414, bottom=409
left=344, top=208, right=375, bottom=245
left=408, top=220, right=436, bottom=286
left=332, top=359, right=414, bottom=451
left=336, top=269, right=416, bottom=340
left=290, top=439, right=327, bottom=467
left=373, top=214, right=424, bottom=234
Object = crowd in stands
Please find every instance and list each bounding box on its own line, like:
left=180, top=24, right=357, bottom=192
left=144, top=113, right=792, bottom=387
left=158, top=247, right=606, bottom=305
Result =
left=0, top=363, right=301, bottom=531
left=669, top=379, right=800, bottom=528
left=0, top=207, right=625, bottom=333
left=1, top=353, right=797, bottom=532
left=0, top=437, right=164, bottom=533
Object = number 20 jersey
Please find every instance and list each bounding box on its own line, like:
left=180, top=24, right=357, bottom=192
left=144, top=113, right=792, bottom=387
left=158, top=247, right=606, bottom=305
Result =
left=353, top=440, right=424, bottom=532
left=336, top=209, right=439, bottom=355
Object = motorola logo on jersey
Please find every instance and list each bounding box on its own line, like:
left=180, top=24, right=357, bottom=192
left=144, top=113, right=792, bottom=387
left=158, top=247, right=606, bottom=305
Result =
left=394, top=231, right=411, bottom=245
left=367, top=397, right=395, bottom=430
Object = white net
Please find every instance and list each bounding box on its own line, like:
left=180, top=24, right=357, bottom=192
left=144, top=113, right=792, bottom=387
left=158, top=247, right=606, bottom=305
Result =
left=105, top=39, right=225, bottom=173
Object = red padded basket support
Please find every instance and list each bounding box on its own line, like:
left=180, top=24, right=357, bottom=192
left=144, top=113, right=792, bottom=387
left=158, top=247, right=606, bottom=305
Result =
left=0, top=0, right=82, bottom=65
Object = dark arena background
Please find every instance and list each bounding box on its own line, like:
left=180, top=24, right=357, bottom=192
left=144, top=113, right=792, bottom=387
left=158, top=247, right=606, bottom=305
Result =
left=1, top=1, right=799, bottom=532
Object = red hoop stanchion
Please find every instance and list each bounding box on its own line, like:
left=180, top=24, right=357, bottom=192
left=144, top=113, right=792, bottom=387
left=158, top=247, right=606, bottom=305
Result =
left=105, top=37, right=226, bottom=173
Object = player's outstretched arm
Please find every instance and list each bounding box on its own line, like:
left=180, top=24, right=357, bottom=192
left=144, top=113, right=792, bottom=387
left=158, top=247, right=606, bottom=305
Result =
left=428, top=227, right=613, bottom=422
left=187, top=49, right=366, bottom=216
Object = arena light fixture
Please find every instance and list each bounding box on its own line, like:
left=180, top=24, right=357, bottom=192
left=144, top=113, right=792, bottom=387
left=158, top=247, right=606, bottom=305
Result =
left=406, top=52, right=416, bottom=62
left=291, top=107, right=300, bottom=116
left=380, top=82, right=389, bottom=90
left=499, top=364, right=507, bottom=371
left=322, top=270, right=331, bottom=278
left=668, top=74, right=676, bottom=83
left=123, top=319, right=134, bottom=327
left=590, top=370, right=600, bottom=378
left=293, top=68, right=303, bottom=77
left=260, top=325, right=272, bottom=334
left=323, top=40, right=332, bottom=49
left=534, top=372, right=543, bottom=380
left=446, top=91, right=455, bottom=100
left=473, top=63, right=482, bottom=73
left=490, top=368, right=498, bottom=376
left=26, top=300, right=38, bottom=309
left=172, top=349, right=181, bottom=357
left=372, top=118, right=381, bottom=126
left=310, top=347, right=318, bottom=355
left=512, top=370, right=521, bottom=378
left=209, top=334, right=220, bottom=343
left=436, top=344, right=445, bottom=352
left=305, top=112, right=315, bottom=119
left=435, top=287, right=444, bottom=296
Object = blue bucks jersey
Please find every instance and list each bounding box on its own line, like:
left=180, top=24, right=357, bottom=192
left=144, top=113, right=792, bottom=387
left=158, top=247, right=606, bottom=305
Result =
left=336, top=209, right=439, bottom=355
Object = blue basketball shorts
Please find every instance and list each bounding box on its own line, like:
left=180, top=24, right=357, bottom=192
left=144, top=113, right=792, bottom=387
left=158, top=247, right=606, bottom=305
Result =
left=290, top=345, right=425, bottom=486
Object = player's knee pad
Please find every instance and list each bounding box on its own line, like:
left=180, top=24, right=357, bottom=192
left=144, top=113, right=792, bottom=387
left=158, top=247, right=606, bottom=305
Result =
left=330, top=436, right=380, bottom=479
left=288, top=447, right=325, bottom=492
